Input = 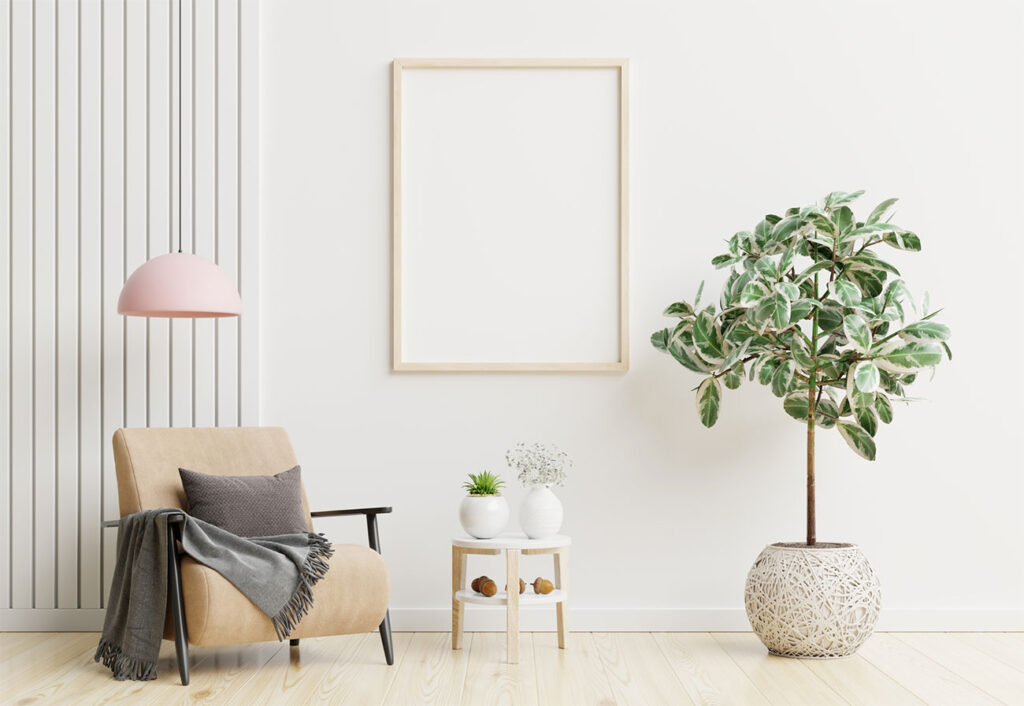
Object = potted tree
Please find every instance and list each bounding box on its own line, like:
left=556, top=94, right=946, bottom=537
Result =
left=652, top=191, right=950, bottom=658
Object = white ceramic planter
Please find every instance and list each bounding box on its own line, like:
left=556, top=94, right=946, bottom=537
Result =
left=519, top=485, right=563, bottom=539
left=458, top=495, right=509, bottom=539
left=745, top=542, right=881, bottom=658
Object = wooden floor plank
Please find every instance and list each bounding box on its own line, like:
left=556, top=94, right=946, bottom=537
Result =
left=460, top=631, right=539, bottom=706
left=953, top=632, right=1024, bottom=674
left=533, top=631, right=616, bottom=705
left=593, top=632, right=695, bottom=705
left=654, top=632, right=771, bottom=705
left=2, top=631, right=1021, bottom=704
left=858, top=633, right=1002, bottom=706
left=304, top=631, right=413, bottom=706
left=799, top=651, right=923, bottom=706
left=712, top=632, right=848, bottom=706
left=382, top=631, right=472, bottom=705
left=223, top=634, right=369, bottom=705
left=895, top=632, right=1024, bottom=705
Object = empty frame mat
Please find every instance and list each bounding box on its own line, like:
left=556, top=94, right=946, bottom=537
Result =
left=393, top=59, right=629, bottom=371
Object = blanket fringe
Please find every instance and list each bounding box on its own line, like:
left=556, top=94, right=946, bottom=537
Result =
left=94, top=639, right=158, bottom=681
left=270, top=533, right=336, bottom=641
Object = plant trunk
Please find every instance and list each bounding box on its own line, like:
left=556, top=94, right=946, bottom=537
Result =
left=806, top=386, right=816, bottom=546
left=807, top=306, right=819, bottom=547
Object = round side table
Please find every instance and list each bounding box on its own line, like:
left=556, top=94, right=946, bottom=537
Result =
left=451, top=533, right=570, bottom=664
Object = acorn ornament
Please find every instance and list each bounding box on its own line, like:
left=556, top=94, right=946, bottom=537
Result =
left=505, top=578, right=526, bottom=594
left=532, top=577, right=555, bottom=595
left=471, top=576, right=497, bottom=597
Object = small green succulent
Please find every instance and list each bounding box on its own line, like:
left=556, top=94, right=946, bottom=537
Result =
left=462, top=471, right=505, bottom=496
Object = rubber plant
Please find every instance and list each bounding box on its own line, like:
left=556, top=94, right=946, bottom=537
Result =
left=652, top=190, right=950, bottom=546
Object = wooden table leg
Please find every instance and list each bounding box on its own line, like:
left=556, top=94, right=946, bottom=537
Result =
left=452, top=546, right=467, bottom=649
left=555, top=546, right=568, bottom=649
left=506, top=548, right=520, bottom=663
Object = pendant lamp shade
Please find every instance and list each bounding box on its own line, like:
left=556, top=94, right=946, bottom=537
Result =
left=117, top=252, right=242, bottom=318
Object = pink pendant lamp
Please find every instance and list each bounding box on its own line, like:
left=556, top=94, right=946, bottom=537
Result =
left=118, top=0, right=240, bottom=319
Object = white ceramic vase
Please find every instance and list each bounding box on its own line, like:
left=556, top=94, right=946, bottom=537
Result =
left=458, top=495, right=509, bottom=539
left=519, top=484, right=563, bottom=539
left=744, top=542, right=881, bottom=658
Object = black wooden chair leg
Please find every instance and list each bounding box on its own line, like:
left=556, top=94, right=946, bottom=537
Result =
left=166, top=517, right=190, bottom=685
left=379, top=611, right=394, bottom=665
left=365, top=513, right=395, bottom=666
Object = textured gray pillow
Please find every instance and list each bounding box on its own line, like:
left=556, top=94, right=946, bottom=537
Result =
left=178, top=465, right=308, bottom=537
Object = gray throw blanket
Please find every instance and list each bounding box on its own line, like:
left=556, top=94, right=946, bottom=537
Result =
left=95, top=509, right=333, bottom=681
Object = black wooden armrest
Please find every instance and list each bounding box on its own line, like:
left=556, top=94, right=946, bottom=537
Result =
left=310, top=506, right=392, bottom=518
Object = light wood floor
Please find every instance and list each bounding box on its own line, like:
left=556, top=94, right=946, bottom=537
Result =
left=1, top=631, right=1022, bottom=705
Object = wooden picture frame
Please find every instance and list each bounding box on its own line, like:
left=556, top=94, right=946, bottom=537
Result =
left=392, top=58, right=630, bottom=372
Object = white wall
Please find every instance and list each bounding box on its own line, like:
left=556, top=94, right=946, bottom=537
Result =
left=0, top=0, right=258, bottom=629
left=260, top=0, right=1024, bottom=630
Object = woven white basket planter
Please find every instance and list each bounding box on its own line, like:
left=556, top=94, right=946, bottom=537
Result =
left=744, top=543, right=881, bottom=658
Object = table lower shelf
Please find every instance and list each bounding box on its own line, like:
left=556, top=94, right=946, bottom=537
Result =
left=455, top=589, right=565, bottom=606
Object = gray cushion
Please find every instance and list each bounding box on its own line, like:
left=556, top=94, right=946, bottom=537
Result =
left=178, top=465, right=308, bottom=537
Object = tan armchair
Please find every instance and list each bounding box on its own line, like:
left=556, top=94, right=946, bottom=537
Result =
left=103, top=426, right=393, bottom=685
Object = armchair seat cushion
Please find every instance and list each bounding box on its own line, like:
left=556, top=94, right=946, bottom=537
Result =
left=169, top=543, right=389, bottom=646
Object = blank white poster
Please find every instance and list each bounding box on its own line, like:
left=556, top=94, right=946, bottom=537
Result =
left=395, top=62, right=627, bottom=370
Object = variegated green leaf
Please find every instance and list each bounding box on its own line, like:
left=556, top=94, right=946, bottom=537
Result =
left=771, top=360, right=796, bottom=397
left=663, top=301, right=694, bottom=318
left=669, top=340, right=713, bottom=373
left=829, top=280, right=862, bottom=307
left=771, top=293, right=791, bottom=330
left=692, top=311, right=725, bottom=363
left=651, top=329, right=670, bottom=351
left=778, top=247, right=796, bottom=274
left=898, top=321, right=950, bottom=343
left=696, top=377, right=722, bottom=428
left=874, top=343, right=943, bottom=374
left=875, top=392, right=894, bottom=424
left=758, top=357, right=780, bottom=386
left=789, top=299, right=816, bottom=325
left=817, top=303, right=844, bottom=332
left=739, top=281, right=770, bottom=308
left=942, top=341, right=953, bottom=361
left=775, top=281, right=800, bottom=301
left=843, top=314, right=872, bottom=354
left=724, top=369, right=743, bottom=390
left=796, top=260, right=832, bottom=282
left=883, top=231, right=922, bottom=251
left=719, top=339, right=751, bottom=373
left=791, top=336, right=814, bottom=372
left=712, top=254, right=741, bottom=269
left=846, top=362, right=875, bottom=410
left=866, top=197, right=898, bottom=225
left=834, top=205, right=855, bottom=233
left=848, top=268, right=885, bottom=298
left=837, top=421, right=877, bottom=460
left=854, top=361, right=880, bottom=393
left=855, top=406, right=879, bottom=437
left=694, top=280, right=705, bottom=308
left=825, top=190, right=865, bottom=208
left=772, top=217, right=803, bottom=244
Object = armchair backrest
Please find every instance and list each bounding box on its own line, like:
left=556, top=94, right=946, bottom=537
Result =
left=112, top=426, right=313, bottom=530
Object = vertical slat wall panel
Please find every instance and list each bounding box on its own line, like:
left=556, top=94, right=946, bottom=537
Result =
left=215, top=0, right=238, bottom=428
left=9, top=0, right=34, bottom=610
left=0, top=0, right=11, bottom=612
left=54, top=0, right=79, bottom=609
left=146, top=0, right=170, bottom=429
left=191, top=0, right=214, bottom=427
left=1, top=0, right=257, bottom=622
left=78, top=0, right=102, bottom=610
left=96, top=0, right=124, bottom=610
left=238, top=0, right=257, bottom=425
left=33, top=0, right=57, bottom=610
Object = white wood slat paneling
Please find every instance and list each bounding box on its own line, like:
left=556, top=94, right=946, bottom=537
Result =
left=9, top=0, right=35, bottom=611
left=1, top=0, right=257, bottom=622
left=0, top=0, right=14, bottom=612
left=54, top=0, right=79, bottom=610
left=33, top=0, right=58, bottom=611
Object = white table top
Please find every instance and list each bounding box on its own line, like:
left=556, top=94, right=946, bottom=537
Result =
left=452, top=532, right=570, bottom=550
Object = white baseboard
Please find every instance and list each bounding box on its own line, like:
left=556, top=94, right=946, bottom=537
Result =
left=3, top=608, right=1022, bottom=633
